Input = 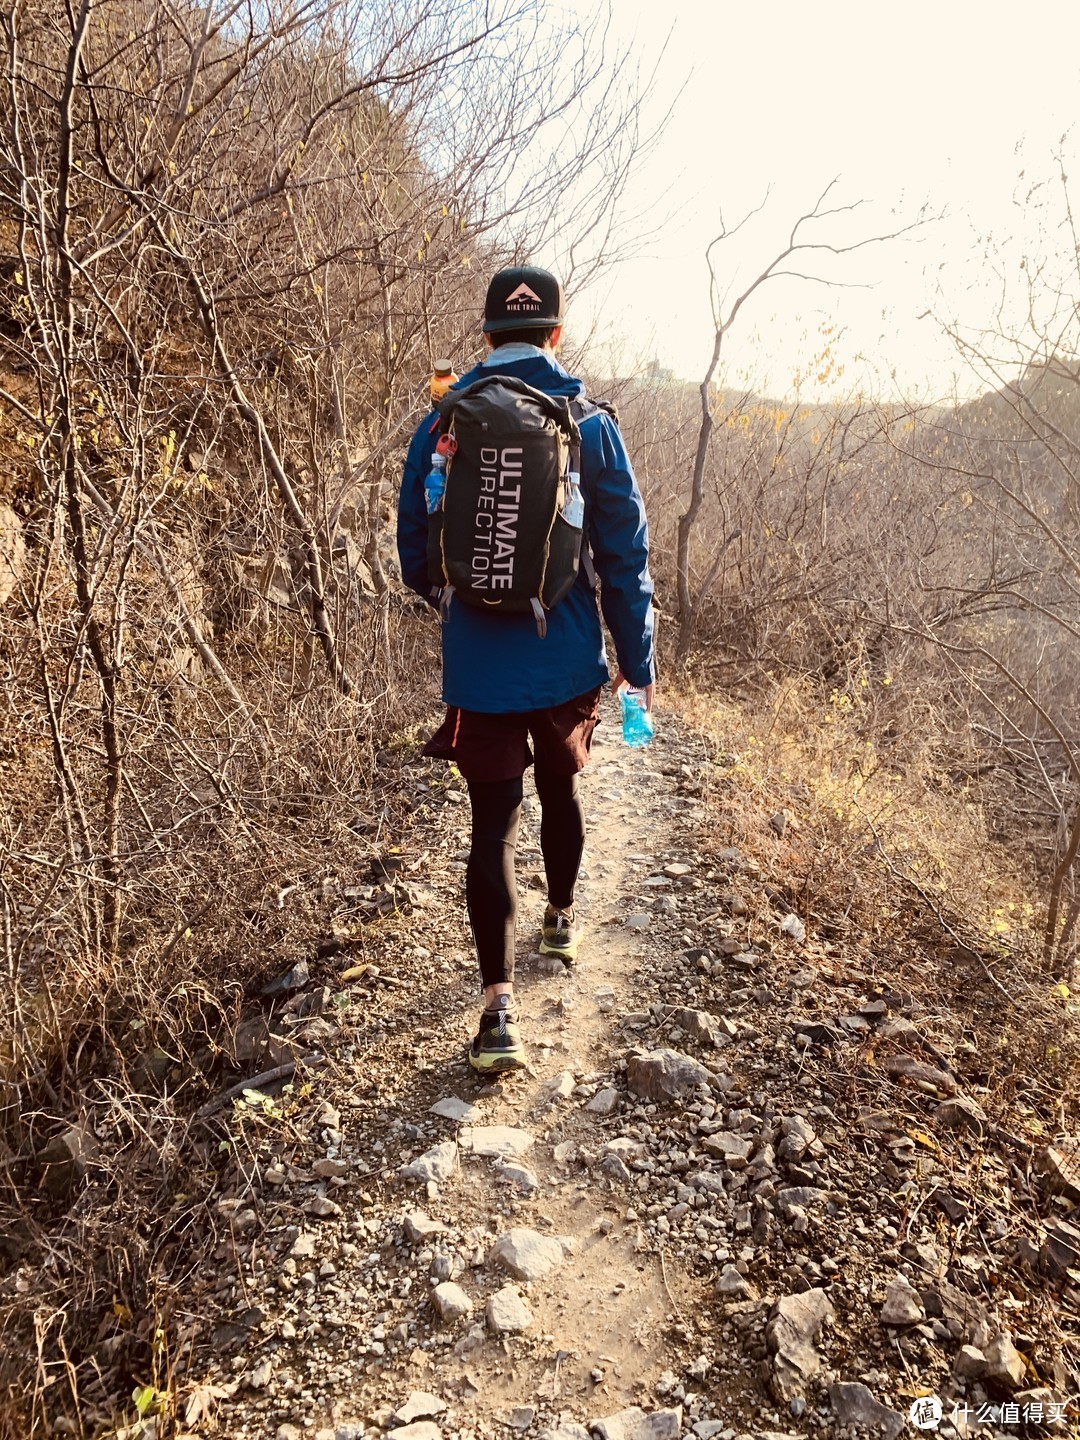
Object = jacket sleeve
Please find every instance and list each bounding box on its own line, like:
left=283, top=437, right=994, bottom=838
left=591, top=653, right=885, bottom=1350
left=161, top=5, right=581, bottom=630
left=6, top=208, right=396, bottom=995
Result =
left=396, top=414, right=439, bottom=604
left=583, top=414, right=656, bottom=688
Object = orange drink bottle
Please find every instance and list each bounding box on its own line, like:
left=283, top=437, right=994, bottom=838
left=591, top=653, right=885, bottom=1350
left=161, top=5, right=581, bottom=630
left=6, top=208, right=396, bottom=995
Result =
left=430, top=359, right=458, bottom=403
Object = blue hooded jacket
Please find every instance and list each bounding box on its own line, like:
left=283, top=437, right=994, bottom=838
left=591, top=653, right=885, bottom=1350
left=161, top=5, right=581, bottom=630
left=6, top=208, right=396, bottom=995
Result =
left=397, top=348, right=655, bottom=714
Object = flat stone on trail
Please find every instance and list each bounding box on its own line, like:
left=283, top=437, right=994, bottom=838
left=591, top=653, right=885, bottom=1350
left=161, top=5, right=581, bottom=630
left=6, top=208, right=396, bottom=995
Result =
left=486, top=1285, right=533, bottom=1334
left=489, top=1227, right=574, bottom=1281
left=312, top=1157, right=349, bottom=1179
left=289, top=1232, right=317, bottom=1258
left=387, top=1425, right=442, bottom=1440
left=880, top=1273, right=926, bottom=1326
left=701, top=1132, right=753, bottom=1166
left=403, top=1211, right=445, bottom=1243
left=431, top=1282, right=473, bottom=1321
left=688, top=1171, right=727, bottom=1195
left=777, top=1115, right=816, bottom=1161
left=674, top=1008, right=725, bottom=1047
left=398, top=1141, right=458, bottom=1183
left=429, top=1096, right=481, bottom=1123
left=460, top=1125, right=535, bottom=1159
left=715, top=1264, right=753, bottom=1297
left=663, top=862, right=692, bottom=877
left=538, top=1071, right=576, bottom=1104
left=829, top=1383, right=903, bottom=1440
left=625, top=912, right=652, bottom=930
left=590, top=1407, right=682, bottom=1440
left=395, top=1393, right=446, bottom=1424
left=767, top=1288, right=834, bottom=1401
left=626, top=1048, right=713, bottom=1102
left=586, top=1086, right=619, bottom=1115
left=494, top=1159, right=539, bottom=1194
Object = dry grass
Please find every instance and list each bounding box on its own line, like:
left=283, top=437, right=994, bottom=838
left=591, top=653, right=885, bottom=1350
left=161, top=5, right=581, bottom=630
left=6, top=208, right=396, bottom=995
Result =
left=676, top=676, right=1080, bottom=1137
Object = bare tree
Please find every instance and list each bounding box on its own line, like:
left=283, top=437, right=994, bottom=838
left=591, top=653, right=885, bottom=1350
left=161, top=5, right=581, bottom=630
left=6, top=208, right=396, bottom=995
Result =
left=0, top=0, right=659, bottom=1424
left=673, top=180, right=928, bottom=666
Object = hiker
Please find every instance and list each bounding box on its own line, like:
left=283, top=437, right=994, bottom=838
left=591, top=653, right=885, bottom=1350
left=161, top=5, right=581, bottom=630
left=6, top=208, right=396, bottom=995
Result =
left=396, top=265, right=655, bottom=1072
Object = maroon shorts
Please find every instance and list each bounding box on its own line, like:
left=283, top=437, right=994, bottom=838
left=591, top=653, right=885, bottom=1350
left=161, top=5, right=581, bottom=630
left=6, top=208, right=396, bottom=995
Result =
left=422, top=687, right=603, bottom=782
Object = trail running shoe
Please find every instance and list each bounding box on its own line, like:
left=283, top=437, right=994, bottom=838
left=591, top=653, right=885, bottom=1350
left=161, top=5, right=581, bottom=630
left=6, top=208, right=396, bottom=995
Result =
left=539, top=904, right=582, bottom=962
left=468, top=996, right=526, bottom=1073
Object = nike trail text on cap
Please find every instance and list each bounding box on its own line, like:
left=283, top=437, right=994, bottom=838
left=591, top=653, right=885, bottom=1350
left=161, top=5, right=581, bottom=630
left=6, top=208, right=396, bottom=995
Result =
left=483, top=266, right=565, bottom=334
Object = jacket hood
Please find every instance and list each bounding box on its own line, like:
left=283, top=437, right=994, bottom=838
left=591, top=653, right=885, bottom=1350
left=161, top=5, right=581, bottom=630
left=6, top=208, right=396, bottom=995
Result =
left=452, top=352, right=585, bottom=401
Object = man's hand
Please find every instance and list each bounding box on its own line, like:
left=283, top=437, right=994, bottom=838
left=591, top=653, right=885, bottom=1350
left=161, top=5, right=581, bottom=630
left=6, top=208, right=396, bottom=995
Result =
left=612, top=669, right=655, bottom=713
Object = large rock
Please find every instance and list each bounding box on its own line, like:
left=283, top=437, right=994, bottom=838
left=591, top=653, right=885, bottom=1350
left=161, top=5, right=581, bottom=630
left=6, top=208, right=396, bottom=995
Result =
left=673, top=1008, right=726, bottom=1047
left=715, top=1265, right=754, bottom=1298
left=587, top=1087, right=620, bottom=1115
left=431, top=1283, right=473, bottom=1322
left=398, top=1141, right=458, bottom=1183
left=489, top=1228, right=574, bottom=1281
left=983, top=1334, right=1027, bottom=1388
left=701, top=1132, right=753, bottom=1167
left=403, top=1211, right=444, bottom=1243
left=829, top=1384, right=903, bottom=1440
left=766, top=1288, right=834, bottom=1401
left=394, top=1394, right=445, bottom=1425
left=777, top=1115, right=816, bottom=1162
left=880, top=1273, right=926, bottom=1326
left=625, top=1048, right=712, bottom=1103
left=538, top=1071, right=576, bottom=1105
left=590, top=1409, right=682, bottom=1440
left=954, top=1345, right=987, bottom=1379
left=486, top=1285, right=533, bottom=1334
left=494, top=1160, right=539, bottom=1195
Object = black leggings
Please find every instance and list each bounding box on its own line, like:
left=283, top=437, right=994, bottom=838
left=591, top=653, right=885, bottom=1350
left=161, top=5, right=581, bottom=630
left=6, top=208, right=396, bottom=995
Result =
left=466, top=761, right=586, bottom=988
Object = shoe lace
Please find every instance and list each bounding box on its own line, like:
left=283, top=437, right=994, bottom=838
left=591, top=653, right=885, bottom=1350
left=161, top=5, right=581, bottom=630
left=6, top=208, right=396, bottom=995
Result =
left=548, top=905, right=573, bottom=934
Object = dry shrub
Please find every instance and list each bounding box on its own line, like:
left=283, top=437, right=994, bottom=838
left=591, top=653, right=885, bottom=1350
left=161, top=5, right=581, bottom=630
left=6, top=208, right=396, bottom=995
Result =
left=676, top=677, right=1080, bottom=1131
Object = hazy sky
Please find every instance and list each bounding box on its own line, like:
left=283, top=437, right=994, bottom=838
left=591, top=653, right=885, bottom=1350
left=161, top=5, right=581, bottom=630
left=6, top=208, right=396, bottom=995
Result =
left=551, top=0, right=1080, bottom=401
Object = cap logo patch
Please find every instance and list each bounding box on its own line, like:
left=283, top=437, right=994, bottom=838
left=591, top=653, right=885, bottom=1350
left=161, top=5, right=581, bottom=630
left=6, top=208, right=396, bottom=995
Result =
left=505, top=282, right=543, bottom=310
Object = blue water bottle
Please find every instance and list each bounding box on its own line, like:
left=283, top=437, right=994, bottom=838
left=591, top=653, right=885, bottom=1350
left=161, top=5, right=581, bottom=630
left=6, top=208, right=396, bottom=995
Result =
left=620, top=684, right=654, bottom=747
left=424, top=452, right=447, bottom=514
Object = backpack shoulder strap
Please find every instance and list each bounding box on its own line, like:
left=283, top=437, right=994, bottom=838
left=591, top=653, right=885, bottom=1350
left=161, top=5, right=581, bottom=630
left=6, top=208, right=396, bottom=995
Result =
left=567, top=397, right=613, bottom=593
left=570, top=395, right=621, bottom=429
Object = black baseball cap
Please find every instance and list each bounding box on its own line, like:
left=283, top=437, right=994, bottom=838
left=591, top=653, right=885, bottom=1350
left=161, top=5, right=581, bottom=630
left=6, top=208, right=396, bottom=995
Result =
left=483, top=265, right=565, bottom=334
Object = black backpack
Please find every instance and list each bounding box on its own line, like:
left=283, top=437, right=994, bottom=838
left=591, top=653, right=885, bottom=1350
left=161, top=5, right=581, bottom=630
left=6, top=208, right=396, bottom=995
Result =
left=426, top=375, right=585, bottom=637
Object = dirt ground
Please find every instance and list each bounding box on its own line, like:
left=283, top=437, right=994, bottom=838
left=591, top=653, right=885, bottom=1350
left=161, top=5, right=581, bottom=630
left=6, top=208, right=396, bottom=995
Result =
left=135, top=700, right=1078, bottom=1440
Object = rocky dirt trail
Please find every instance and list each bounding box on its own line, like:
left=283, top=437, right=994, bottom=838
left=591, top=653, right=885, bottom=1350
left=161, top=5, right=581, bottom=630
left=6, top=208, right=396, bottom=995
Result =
left=175, top=705, right=1079, bottom=1440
